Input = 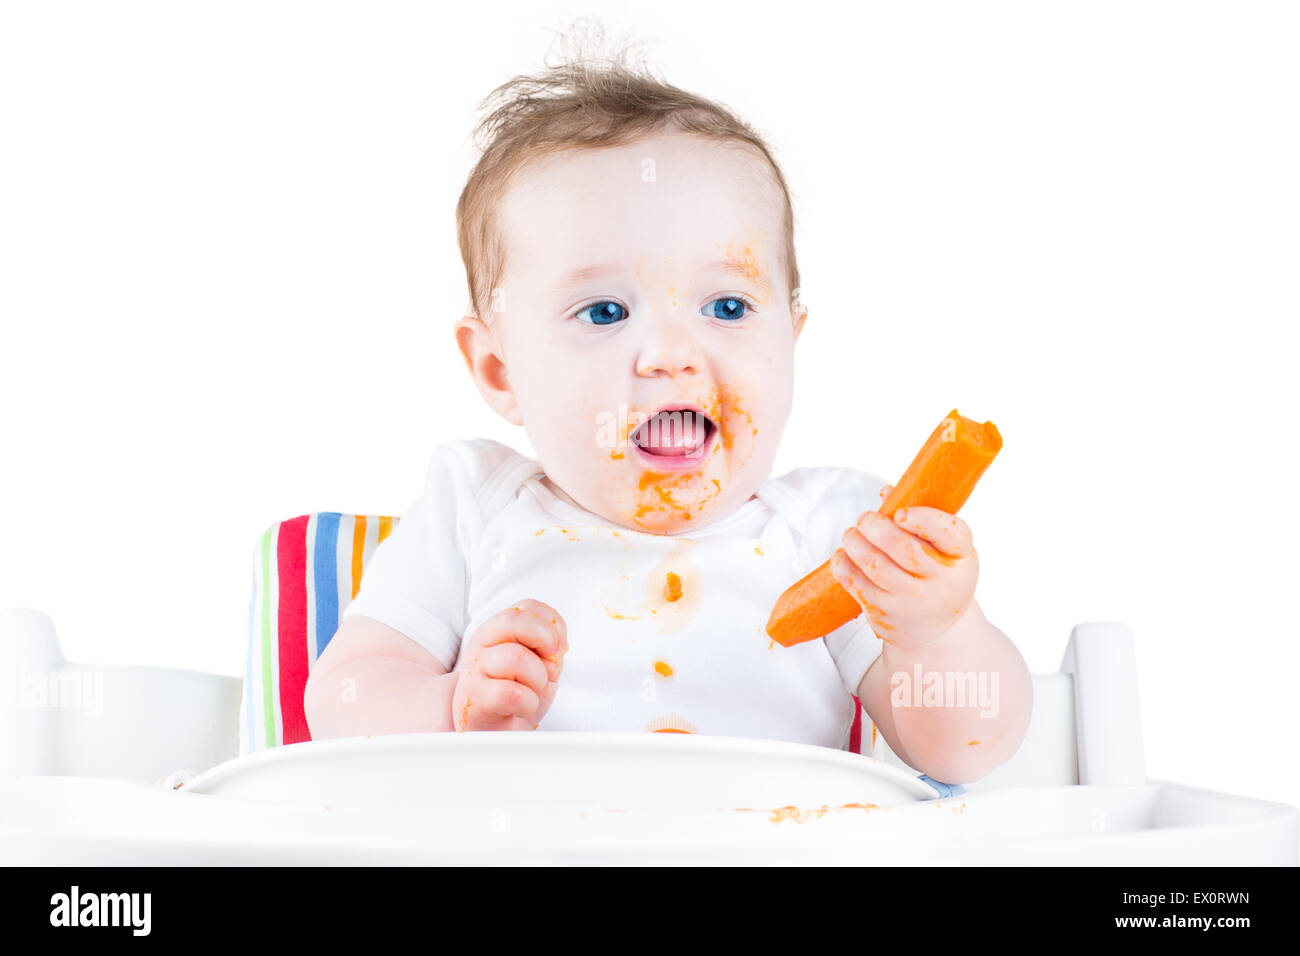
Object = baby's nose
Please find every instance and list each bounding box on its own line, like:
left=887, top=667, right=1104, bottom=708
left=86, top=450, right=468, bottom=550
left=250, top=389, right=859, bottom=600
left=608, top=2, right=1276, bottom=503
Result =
left=635, top=316, right=704, bottom=378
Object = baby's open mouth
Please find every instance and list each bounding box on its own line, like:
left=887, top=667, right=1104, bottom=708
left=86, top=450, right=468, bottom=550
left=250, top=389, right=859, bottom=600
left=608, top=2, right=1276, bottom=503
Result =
left=631, top=406, right=716, bottom=460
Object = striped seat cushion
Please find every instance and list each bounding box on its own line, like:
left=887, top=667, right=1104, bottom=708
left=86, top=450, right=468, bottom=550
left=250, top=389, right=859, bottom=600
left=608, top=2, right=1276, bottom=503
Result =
left=240, top=513, right=398, bottom=753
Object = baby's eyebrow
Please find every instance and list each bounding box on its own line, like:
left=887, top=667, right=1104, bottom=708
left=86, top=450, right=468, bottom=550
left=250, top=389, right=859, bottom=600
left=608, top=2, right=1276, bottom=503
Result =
left=553, top=262, right=621, bottom=294
left=709, top=257, right=770, bottom=290
left=552, top=259, right=769, bottom=295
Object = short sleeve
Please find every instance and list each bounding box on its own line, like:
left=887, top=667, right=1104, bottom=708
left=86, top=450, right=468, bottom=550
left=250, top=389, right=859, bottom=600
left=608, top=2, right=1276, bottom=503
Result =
left=341, top=439, right=529, bottom=671
left=800, top=467, right=890, bottom=696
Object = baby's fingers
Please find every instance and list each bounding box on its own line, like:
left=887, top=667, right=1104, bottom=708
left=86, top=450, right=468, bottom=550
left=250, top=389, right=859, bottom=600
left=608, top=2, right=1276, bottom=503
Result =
left=894, top=507, right=973, bottom=561
left=477, top=600, right=568, bottom=665
left=476, top=641, right=555, bottom=695
left=463, top=676, right=541, bottom=727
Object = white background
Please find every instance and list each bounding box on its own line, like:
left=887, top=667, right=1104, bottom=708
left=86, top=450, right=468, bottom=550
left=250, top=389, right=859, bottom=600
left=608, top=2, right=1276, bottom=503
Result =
left=2, top=1, right=1297, bottom=814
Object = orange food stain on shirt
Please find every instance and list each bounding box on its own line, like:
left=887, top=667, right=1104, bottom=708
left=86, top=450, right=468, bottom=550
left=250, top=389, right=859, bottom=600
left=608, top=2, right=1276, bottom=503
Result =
left=610, top=449, right=624, bottom=460
left=647, top=715, right=696, bottom=734
left=653, top=659, right=674, bottom=679
left=754, top=545, right=764, bottom=556
left=664, top=572, right=683, bottom=602
left=600, top=603, right=639, bottom=621
left=967, top=740, right=980, bottom=746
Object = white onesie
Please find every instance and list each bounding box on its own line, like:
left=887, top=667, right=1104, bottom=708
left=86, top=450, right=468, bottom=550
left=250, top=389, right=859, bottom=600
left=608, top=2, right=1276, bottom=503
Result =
left=342, top=438, right=888, bottom=750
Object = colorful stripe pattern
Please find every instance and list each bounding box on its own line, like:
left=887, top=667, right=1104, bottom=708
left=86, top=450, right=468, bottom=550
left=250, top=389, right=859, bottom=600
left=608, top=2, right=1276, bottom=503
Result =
left=239, top=512, right=398, bottom=754
left=847, top=695, right=878, bottom=756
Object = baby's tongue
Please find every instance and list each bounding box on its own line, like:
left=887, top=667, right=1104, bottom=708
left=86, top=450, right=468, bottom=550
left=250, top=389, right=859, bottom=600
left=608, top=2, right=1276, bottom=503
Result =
left=634, top=410, right=708, bottom=457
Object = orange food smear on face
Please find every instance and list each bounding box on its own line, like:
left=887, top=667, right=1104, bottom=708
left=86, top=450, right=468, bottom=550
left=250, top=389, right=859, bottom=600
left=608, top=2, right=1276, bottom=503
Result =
left=707, top=383, right=754, bottom=455
left=631, top=468, right=705, bottom=529
left=664, top=572, right=683, bottom=602
left=723, top=237, right=772, bottom=304
left=625, top=387, right=735, bottom=531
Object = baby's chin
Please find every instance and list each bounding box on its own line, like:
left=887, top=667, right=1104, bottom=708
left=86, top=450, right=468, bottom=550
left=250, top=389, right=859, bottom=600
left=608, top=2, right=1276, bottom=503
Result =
left=551, top=465, right=739, bottom=535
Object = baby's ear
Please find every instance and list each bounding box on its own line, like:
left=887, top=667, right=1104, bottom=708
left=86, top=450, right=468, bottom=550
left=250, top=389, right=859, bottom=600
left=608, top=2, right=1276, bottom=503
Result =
left=454, top=313, right=523, bottom=425
left=793, top=303, right=809, bottom=342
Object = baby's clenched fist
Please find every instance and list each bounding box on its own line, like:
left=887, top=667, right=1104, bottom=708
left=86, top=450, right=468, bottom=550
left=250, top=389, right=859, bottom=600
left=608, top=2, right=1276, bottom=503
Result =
left=451, top=599, right=567, bottom=731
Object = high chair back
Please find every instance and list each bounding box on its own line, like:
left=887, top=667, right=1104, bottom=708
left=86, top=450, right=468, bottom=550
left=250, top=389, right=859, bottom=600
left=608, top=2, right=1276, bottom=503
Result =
left=239, top=512, right=398, bottom=754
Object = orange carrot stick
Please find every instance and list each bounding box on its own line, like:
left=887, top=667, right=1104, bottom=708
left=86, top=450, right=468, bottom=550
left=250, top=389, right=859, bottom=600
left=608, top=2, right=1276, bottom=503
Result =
left=765, top=408, right=1002, bottom=647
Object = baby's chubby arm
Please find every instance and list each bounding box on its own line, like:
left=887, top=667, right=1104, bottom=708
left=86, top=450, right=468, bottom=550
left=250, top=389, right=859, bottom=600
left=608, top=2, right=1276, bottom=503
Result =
left=303, top=599, right=567, bottom=737
left=832, top=486, right=1032, bottom=783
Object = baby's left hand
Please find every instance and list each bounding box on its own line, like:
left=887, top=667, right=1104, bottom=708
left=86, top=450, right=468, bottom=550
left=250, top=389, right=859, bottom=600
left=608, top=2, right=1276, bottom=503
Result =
left=828, top=484, right=978, bottom=649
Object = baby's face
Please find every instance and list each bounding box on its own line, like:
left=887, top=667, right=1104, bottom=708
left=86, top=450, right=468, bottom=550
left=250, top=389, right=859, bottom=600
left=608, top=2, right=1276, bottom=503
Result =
left=479, top=130, right=803, bottom=534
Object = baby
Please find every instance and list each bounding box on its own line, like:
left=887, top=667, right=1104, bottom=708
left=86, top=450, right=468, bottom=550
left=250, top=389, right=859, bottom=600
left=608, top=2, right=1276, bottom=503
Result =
left=303, top=51, right=1031, bottom=783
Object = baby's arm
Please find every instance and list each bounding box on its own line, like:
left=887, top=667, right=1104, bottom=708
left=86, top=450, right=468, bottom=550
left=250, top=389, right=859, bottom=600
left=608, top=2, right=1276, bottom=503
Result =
left=832, top=485, right=1031, bottom=782
left=857, top=599, right=1032, bottom=783
left=304, top=615, right=458, bottom=736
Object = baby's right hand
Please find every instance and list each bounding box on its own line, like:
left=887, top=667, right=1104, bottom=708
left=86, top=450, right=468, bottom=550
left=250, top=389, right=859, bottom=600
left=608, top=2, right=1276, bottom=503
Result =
left=451, top=599, right=567, bottom=731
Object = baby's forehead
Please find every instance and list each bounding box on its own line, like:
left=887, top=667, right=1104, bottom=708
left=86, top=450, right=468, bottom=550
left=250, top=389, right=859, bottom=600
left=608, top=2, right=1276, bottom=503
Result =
left=497, top=136, right=786, bottom=284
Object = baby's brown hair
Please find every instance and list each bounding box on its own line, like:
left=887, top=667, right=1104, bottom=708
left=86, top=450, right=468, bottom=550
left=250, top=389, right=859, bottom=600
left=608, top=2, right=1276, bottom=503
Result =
left=455, top=21, right=802, bottom=325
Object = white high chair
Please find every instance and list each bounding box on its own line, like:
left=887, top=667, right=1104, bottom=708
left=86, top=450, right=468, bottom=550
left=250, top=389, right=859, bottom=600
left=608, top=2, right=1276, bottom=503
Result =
left=1, top=607, right=1295, bottom=864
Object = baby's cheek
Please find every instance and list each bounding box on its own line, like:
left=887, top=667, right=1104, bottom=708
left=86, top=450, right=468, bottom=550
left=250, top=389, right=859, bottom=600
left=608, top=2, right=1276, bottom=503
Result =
left=714, top=375, right=787, bottom=475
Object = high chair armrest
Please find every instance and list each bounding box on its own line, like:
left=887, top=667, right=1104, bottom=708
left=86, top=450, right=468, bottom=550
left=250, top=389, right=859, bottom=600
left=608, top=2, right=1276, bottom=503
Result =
left=1, top=608, right=242, bottom=780
left=1060, top=620, right=1146, bottom=785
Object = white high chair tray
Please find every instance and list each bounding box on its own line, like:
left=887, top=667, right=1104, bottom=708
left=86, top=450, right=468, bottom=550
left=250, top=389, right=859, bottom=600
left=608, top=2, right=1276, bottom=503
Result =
left=2, top=733, right=1295, bottom=864
left=183, top=732, right=939, bottom=810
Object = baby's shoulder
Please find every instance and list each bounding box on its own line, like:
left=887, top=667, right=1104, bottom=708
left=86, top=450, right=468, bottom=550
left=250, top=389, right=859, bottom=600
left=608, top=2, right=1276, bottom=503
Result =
left=767, top=463, right=888, bottom=510
left=422, top=437, right=544, bottom=514
left=764, top=464, right=889, bottom=543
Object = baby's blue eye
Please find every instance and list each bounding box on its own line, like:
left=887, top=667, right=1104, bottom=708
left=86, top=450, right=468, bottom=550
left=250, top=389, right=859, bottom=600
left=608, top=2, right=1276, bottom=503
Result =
left=708, top=297, right=749, bottom=321
left=578, top=301, right=628, bottom=325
